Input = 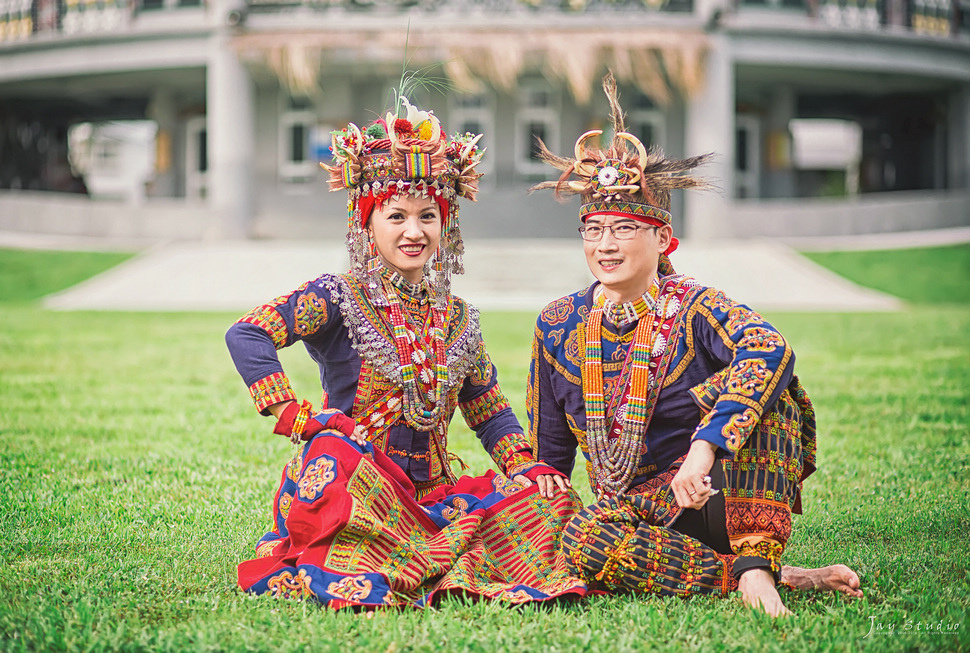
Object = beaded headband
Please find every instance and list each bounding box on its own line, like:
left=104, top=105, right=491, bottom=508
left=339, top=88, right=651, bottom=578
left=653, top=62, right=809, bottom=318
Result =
left=579, top=201, right=672, bottom=227
left=322, top=98, right=485, bottom=304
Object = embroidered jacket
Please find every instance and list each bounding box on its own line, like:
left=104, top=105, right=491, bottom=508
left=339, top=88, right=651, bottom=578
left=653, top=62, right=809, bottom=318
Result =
left=226, top=271, right=535, bottom=486
left=528, top=275, right=817, bottom=492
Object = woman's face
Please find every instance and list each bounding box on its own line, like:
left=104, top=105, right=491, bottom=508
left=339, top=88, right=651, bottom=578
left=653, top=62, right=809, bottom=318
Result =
left=367, top=195, right=443, bottom=284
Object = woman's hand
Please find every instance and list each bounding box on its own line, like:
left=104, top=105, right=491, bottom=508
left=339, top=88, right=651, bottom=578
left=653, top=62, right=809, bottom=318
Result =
left=268, top=401, right=294, bottom=420
left=671, top=439, right=718, bottom=509
left=271, top=402, right=362, bottom=444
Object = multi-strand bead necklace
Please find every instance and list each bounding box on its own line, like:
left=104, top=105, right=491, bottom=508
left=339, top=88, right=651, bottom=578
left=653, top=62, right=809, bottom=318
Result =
left=381, top=275, right=449, bottom=432
left=584, top=281, right=661, bottom=498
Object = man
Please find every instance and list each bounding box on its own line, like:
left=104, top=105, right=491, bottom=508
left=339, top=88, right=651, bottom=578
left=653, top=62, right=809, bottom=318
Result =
left=526, top=74, right=862, bottom=616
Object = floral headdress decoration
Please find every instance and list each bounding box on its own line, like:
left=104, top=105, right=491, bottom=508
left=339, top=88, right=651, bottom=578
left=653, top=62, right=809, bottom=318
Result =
left=531, top=71, right=712, bottom=276
left=322, top=96, right=485, bottom=306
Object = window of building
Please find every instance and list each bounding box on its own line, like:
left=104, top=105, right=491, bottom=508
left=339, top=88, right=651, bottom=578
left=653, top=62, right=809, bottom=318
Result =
left=139, top=0, right=201, bottom=9
left=626, top=91, right=665, bottom=152
left=738, top=0, right=808, bottom=8
left=959, top=0, right=970, bottom=35
left=278, top=95, right=317, bottom=184
left=735, top=115, right=761, bottom=199
left=449, top=91, right=494, bottom=178
left=515, top=81, right=559, bottom=178
left=185, top=116, right=207, bottom=199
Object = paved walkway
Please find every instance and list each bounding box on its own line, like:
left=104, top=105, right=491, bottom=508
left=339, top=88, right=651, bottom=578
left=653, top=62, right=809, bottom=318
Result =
left=25, top=233, right=937, bottom=313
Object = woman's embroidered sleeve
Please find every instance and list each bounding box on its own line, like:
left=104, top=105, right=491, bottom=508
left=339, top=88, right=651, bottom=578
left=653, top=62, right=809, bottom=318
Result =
left=225, top=277, right=333, bottom=415
left=456, top=342, right=535, bottom=477
left=687, top=288, right=795, bottom=456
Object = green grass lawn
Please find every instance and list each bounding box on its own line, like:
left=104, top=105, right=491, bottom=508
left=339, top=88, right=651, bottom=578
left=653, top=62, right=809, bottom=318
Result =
left=0, top=248, right=132, bottom=304
left=801, top=243, right=970, bottom=305
left=0, top=247, right=967, bottom=652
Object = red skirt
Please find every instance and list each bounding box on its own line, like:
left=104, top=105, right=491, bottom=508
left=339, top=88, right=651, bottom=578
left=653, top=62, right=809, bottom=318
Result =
left=237, top=432, right=589, bottom=609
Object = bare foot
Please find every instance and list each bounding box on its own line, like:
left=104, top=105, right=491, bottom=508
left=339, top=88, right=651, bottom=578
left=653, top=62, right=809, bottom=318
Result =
left=780, top=564, right=864, bottom=599
left=738, top=568, right=793, bottom=617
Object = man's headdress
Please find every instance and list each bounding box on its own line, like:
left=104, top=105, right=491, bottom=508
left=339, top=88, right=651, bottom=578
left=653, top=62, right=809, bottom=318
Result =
left=531, top=71, right=712, bottom=276
left=323, top=96, right=485, bottom=305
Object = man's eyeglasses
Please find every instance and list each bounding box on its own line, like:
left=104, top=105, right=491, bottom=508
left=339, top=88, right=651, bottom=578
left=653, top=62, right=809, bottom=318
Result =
left=578, top=224, right=656, bottom=241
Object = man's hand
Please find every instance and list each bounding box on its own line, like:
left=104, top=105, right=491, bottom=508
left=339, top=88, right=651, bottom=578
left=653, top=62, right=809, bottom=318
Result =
left=536, top=473, right=571, bottom=498
left=671, top=439, right=718, bottom=509
left=513, top=473, right=572, bottom=498
left=348, top=424, right=369, bottom=446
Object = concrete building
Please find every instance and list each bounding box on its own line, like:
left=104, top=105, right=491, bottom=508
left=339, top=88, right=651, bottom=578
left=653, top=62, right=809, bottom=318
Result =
left=0, top=0, right=967, bottom=242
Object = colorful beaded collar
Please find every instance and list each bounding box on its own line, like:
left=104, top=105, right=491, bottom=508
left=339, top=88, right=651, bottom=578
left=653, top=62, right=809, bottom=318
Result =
left=594, top=282, right=660, bottom=327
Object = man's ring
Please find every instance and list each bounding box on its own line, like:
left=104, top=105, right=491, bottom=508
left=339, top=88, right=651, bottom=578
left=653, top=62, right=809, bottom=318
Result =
left=688, top=490, right=696, bottom=496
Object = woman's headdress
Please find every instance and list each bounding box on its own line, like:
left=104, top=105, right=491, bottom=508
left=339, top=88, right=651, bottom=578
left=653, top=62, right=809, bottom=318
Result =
left=323, top=96, right=485, bottom=305
left=531, top=71, right=712, bottom=276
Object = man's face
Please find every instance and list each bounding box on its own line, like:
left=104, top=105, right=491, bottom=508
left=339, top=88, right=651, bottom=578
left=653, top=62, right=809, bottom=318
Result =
left=582, top=216, right=672, bottom=299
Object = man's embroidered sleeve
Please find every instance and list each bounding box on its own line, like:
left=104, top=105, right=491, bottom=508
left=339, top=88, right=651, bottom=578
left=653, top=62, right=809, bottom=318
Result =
left=226, top=278, right=332, bottom=415
left=688, top=289, right=795, bottom=456
left=528, top=322, right=578, bottom=476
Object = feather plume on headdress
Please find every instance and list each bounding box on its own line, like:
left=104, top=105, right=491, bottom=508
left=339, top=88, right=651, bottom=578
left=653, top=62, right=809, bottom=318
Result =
left=530, top=71, right=713, bottom=215
left=530, top=71, right=715, bottom=275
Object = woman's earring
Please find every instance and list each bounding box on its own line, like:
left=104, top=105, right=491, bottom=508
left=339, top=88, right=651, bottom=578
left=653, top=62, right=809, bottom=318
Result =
left=366, top=237, right=380, bottom=272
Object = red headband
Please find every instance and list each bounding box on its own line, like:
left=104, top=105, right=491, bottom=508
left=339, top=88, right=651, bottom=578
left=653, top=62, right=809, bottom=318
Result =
left=357, top=189, right=450, bottom=230
left=582, top=210, right=679, bottom=257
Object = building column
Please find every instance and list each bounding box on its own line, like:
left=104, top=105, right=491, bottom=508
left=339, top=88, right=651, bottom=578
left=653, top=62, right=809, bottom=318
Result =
left=207, top=10, right=255, bottom=238
left=764, top=85, right=796, bottom=199
left=684, top=32, right=734, bottom=240
left=147, top=88, right=178, bottom=198
left=948, top=84, right=970, bottom=190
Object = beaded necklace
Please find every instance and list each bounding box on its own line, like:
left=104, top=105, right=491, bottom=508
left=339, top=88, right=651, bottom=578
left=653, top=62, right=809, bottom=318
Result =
left=584, top=281, right=661, bottom=498
left=601, top=289, right=657, bottom=328
left=381, top=273, right=448, bottom=432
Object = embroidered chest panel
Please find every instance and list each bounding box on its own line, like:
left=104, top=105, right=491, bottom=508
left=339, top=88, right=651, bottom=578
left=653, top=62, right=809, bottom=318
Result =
left=540, top=277, right=704, bottom=392
left=321, top=274, right=482, bottom=395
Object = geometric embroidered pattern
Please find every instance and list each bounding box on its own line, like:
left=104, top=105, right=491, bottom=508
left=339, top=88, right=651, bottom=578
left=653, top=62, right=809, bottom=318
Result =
left=726, top=358, right=772, bottom=397
left=238, top=434, right=589, bottom=609
left=238, top=305, right=289, bottom=350
left=293, top=292, right=329, bottom=337
left=298, top=455, right=337, bottom=502
left=561, top=495, right=736, bottom=596
left=726, top=500, right=792, bottom=543
left=721, top=408, right=760, bottom=453
left=326, top=575, right=373, bottom=602
left=579, top=201, right=672, bottom=226
left=267, top=569, right=313, bottom=599
left=488, top=431, right=536, bottom=477
left=733, top=539, right=785, bottom=574
left=461, top=385, right=511, bottom=430
left=249, top=372, right=297, bottom=414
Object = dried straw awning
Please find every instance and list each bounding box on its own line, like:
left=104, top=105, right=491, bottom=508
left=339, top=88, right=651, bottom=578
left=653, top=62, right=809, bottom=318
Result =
left=233, top=28, right=708, bottom=106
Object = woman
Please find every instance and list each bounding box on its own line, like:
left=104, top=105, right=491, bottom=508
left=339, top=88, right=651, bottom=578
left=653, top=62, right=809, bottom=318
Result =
left=226, top=98, right=581, bottom=609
